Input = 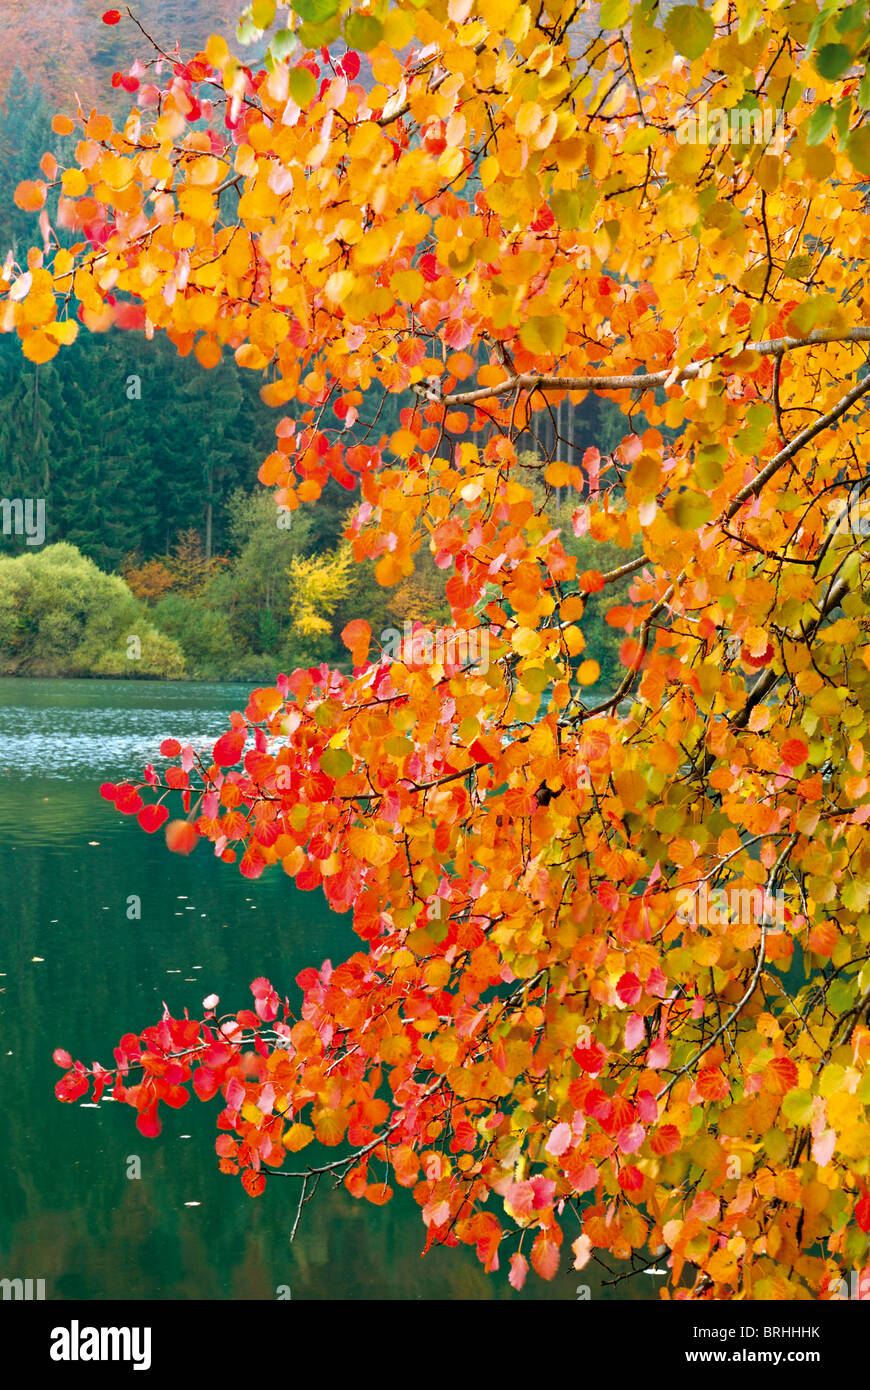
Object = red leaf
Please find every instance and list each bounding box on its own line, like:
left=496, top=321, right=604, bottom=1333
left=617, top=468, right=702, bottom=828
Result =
left=468, top=739, right=492, bottom=765
left=242, top=1169, right=266, bottom=1197
left=597, top=882, right=620, bottom=912
left=618, top=1164, right=643, bottom=1192
left=616, top=971, right=642, bottom=1005
left=55, top=1072, right=89, bottom=1102
left=102, top=8, right=121, bottom=21
left=856, top=1190, right=870, bottom=1233
left=213, top=730, right=246, bottom=767
left=651, top=1124, right=681, bottom=1155
left=136, top=1108, right=162, bottom=1138
left=744, top=641, right=774, bottom=668
left=160, top=738, right=181, bottom=756
left=52, top=1048, right=72, bottom=1068
left=138, top=804, right=169, bottom=834
left=193, top=1067, right=219, bottom=1102
left=764, top=1055, right=799, bottom=1095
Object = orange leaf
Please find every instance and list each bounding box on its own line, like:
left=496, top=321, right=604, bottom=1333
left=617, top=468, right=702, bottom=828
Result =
left=530, top=1232, right=560, bottom=1280
left=341, top=618, right=372, bottom=666
left=14, top=180, right=46, bottom=211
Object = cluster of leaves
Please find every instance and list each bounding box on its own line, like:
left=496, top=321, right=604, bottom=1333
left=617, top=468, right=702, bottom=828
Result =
left=0, top=541, right=184, bottom=677
left=13, top=0, right=870, bottom=1297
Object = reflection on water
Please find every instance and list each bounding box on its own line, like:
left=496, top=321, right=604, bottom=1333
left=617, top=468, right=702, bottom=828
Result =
left=0, top=679, right=655, bottom=1300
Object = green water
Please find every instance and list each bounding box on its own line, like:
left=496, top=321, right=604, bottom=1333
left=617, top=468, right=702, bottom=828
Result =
left=0, top=678, right=656, bottom=1300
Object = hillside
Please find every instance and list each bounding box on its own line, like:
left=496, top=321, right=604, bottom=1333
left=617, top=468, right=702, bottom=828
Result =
left=0, top=1, right=241, bottom=110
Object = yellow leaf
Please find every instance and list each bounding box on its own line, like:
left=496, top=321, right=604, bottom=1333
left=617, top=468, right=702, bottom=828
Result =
left=520, top=316, right=567, bottom=356
left=314, top=1108, right=349, bottom=1146
left=21, top=332, right=59, bottom=364
left=282, top=1123, right=314, bottom=1152
left=178, top=186, right=217, bottom=223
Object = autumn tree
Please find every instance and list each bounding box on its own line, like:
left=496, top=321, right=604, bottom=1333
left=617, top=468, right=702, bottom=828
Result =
left=13, top=0, right=870, bottom=1298
left=122, top=554, right=176, bottom=604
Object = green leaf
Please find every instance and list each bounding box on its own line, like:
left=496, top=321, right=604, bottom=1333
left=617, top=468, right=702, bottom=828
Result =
left=295, top=0, right=338, bottom=20
left=622, top=127, right=658, bottom=154
left=828, top=979, right=856, bottom=1014
left=783, top=253, right=812, bottom=279
left=289, top=65, right=318, bottom=106
left=844, top=125, right=870, bottom=175
left=836, top=3, right=867, bottom=34
left=787, top=294, right=838, bottom=334
left=319, top=747, right=353, bottom=778
left=805, top=104, right=835, bottom=145
left=271, top=28, right=297, bottom=60
left=518, top=666, right=550, bottom=694
left=815, top=43, right=852, bottom=81
left=599, top=0, right=631, bottom=28
left=819, top=1063, right=845, bottom=1098
left=299, top=15, right=342, bottom=46
left=694, top=454, right=723, bottom=490
left=237, top=14, right=261, bottom=44
left=550, top=189, right=580, bottom=229
left=835, top=96, right=853, bottom=140
left=344, top=12, right=383, bottom=49
left=781, top=1089, right=814, bottom=1125
left=665, top=6, right=715, bottom=61
left=762, top=1127, right=790, bottom=1162
left=672, top=490, right=713, bottom=530
left=427, top=916, right=449, bottom=943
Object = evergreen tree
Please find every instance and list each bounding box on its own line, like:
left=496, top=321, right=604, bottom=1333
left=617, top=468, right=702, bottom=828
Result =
left=0, top=68, right=73, bottom=260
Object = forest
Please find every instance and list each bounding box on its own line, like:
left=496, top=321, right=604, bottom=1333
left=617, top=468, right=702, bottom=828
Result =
left=0, top=63, right=628, bottom=682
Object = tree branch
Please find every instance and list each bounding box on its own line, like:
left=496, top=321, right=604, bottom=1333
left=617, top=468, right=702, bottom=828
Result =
left=414, top=328, right=870, bottom=407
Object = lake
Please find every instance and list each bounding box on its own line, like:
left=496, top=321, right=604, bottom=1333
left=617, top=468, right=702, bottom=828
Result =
left=0, top=678, right=657, bottom=1300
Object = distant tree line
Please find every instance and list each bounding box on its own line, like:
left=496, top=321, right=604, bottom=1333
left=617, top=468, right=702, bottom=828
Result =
left=0, top=71, right=631, bottom=683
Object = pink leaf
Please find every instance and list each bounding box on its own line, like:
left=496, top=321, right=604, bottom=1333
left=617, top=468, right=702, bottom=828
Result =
left=625, top=1013, right=645, bottom=1049
left=508, top=1252, right=528, bottom=1291
left=812, top=1128, right=836, bottom=1168
left=225, top=1076, right=245, bottom=1113
left=545, top=1122, right=572, bottom=1157
left=572, top=1233, right=593, bottom=1270
left=647, top=1039, right=671, bottom=1069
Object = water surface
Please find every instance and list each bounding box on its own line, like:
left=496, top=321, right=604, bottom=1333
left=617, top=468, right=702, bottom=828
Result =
left=0, top=678, right=656, bottom=1300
